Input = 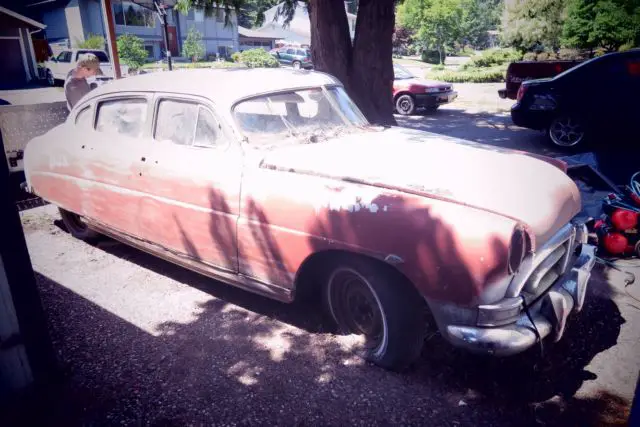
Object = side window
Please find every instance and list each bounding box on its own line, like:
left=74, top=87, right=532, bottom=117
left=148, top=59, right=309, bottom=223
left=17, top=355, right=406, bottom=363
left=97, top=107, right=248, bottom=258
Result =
left=75, top=106, right=93, bottom=128
left=57, top=51, right=71, bottom=62
left=96, top=98, right=148, bottom=138
left=286, top=48, right=295, bottom=55
left=296, top=50, right=306, bottom=56
left=154, top=99, right=199, bottom=145
left=194, top=108, right=221, bottom=147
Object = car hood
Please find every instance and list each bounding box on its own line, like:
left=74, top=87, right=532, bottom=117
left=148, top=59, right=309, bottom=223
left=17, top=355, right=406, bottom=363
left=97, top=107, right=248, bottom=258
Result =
left=396, top=77, right=452, bottom=88
left=259, top=127, right=581, bottom=247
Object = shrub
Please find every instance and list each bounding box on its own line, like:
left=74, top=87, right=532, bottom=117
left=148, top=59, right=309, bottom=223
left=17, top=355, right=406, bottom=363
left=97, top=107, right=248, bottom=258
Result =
left=431, top=63, right=445, bottom=71
left=536, top=51, right=558, bottom=61
left=231, top=52, right=242, bottom=63
left=238, top=48, right=279, bottom=68
left=594, top=47, right=608, bottom=57
left=467, top=48, right=522, bottom=68
left=116, top=34, right=147, bottom=69
left=182, top=26, right=205, bottom=62
left=558, top=48, right=582, bottom=60
left=523, top=52, right=537, bottom=61
left=426, top=65, right=507, bottom=83
left=77, top=33, right=105, bottom=50
left=457, top=46, right=476, bottom=57
left=421, top=49, right=446, bottom=64
left=618, top=42, right=637, bottom=52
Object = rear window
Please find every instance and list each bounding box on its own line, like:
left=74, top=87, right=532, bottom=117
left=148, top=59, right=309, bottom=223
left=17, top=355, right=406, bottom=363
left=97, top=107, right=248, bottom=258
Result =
left=96, top=98, right=147, bottom=138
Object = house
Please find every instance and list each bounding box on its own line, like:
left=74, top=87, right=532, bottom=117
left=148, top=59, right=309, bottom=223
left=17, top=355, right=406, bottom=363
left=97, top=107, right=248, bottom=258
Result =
left=238, top=26, right=280, bottom=52
left=0, top=6, right=46, bottom=88
left=23, top=0, right=240, bottom=60
left=256, top=1, right=356, bottom=46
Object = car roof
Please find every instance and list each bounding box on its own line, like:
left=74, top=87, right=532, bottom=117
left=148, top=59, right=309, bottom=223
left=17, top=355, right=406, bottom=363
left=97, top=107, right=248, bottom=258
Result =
left=87, top=68, right=340, bottom=108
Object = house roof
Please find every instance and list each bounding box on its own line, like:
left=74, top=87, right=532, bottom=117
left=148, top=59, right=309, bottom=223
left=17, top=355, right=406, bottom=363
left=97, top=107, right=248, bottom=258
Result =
left=238, top=26, right=282, bottom=40
left=0, top=5, right=46, bottom=29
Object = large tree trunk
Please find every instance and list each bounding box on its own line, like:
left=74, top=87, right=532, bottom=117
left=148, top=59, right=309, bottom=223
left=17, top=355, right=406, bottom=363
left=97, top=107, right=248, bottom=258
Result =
left=308, top=0, right=396, bottom=126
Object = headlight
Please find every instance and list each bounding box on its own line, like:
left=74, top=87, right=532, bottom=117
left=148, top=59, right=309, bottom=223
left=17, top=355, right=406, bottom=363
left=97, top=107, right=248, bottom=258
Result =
left=508, top=227, right=528, bottom=274
left=425, top=87, right=441, bottom=93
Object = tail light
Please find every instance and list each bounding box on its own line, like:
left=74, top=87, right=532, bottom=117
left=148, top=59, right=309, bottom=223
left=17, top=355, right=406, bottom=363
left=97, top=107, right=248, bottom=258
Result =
left=516, top=84, right=528, bottom=102
left=611, top=208, right=638, bottom=231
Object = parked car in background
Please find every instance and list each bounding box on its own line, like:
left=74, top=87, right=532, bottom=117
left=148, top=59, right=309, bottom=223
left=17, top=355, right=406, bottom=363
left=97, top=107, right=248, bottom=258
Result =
left=393, top=63, right=457, bottom=115
left=270, top=46, right=313, bottom=69
left=24, top=68, right=596, bottom=370
left=43, top=48, right=129, bottom=86
left=499, top=60, right=583, bottom=100
left=511, top=50, right=640, bottom=149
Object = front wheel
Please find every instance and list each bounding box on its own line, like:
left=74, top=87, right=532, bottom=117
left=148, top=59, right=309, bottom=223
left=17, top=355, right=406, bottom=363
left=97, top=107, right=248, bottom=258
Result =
left=548, top=115, right=587, bottom=148
left=59, top=208, right=100, bottom=242
left=292, top=61, right=301, bottom=70
left=395, top=94, right=416, bottom=115
left=325, top=257, right=425, bottom=370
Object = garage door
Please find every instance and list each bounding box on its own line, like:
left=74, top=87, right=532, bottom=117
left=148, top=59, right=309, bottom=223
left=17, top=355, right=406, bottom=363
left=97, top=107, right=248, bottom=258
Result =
left=0, top=39, right=26, bottom=89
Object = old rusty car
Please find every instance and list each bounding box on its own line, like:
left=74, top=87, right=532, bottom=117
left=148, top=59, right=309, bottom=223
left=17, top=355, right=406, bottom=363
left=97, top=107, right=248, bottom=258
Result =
left=23, top=68, right=596, bottom=370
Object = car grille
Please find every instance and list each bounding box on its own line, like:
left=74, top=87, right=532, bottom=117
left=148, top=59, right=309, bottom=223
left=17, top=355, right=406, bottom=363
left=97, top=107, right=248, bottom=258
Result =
left=507, top=223, right=577, bottom=304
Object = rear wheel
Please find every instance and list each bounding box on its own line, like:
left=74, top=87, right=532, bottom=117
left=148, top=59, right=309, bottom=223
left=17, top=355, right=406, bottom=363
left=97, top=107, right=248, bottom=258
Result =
left=548, top=115, right=586, bottom=148
left=395, top=94, right=416, bottom=116
left=292, top=60, right=301, bottom=70
left=58, top=208, right=100, bottom=242
left=325, top=257, right=425, bottom=370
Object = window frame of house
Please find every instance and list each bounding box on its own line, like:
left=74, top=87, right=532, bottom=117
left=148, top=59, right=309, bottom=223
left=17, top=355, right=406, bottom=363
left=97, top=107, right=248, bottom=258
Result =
left=112, top=0, right=156, bottom=28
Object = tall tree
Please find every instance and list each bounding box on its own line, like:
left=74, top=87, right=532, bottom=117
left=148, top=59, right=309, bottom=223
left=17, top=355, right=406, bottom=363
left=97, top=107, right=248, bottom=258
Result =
left=562, top=0, right=640, bottom=52
left=459, top=0, right=501, bottom=48
left=501, top=0, right=568, bottom=51
left=176, top=0, right=397, bottom=125
left=236, top=0, right=279, bottom=28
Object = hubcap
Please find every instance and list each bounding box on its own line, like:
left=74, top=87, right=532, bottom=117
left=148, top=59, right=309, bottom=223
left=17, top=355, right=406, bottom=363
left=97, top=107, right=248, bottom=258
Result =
left=330, top=270, right=383, bottom=346
left=550, top=117, right=585, bottom=147
left=398, top=98, right=413, bottom=114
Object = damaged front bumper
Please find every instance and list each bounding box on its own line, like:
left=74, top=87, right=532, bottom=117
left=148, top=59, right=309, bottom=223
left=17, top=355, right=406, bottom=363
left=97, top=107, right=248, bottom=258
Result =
left=435, top=225, right=597, bottom=356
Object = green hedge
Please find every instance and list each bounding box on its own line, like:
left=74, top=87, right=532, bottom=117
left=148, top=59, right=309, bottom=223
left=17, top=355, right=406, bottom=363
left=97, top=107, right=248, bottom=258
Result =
left=421, top=49, right=446, bottom=64
left=238, top=48, right=279, bottom=68
left=463, top=48, right=522, bottom=69
left=426, top=65, right=507, bottom=83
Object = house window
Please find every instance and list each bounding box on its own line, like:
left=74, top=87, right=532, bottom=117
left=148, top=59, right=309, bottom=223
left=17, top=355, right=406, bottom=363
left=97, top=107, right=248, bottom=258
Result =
left=112, top=1, right=155, bottom=28
left=216, top=9, right=224, bottom=23
left=194, top=9, right=204, bottom=22
left=144, top=45, right=154, bottom=59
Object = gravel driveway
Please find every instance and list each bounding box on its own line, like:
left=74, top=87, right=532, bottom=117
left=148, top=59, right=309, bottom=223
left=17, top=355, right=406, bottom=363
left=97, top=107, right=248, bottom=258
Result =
left=9, top=201, right=639, bottom=426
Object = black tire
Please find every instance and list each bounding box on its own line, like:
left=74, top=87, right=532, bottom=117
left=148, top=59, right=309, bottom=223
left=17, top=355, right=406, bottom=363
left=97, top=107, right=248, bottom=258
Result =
left=46, top=69, right=55, bottom=87
left=292, top=60, right=301, bottom=70
left=325, top=256, right=425, bottom=370
left=58, top=208, right=100, bottom=242
left=395, top=94, right=416, bottom=115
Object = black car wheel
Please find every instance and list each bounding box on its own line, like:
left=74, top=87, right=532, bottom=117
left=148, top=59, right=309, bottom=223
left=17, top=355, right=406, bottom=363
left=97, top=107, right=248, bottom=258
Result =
left=325, top=257, right=425, bottom=370
left=395, top=94, right=416, bottom=115
left=59, top=208, right=100, bottom=242
left=548, top=115, right=586, bottom=148
left=292, top=60, right=301, bottom=70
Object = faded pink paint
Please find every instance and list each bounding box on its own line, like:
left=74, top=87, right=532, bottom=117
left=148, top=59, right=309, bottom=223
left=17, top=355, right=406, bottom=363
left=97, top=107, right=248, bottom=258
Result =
left=24, top=103, right=581, bottom=307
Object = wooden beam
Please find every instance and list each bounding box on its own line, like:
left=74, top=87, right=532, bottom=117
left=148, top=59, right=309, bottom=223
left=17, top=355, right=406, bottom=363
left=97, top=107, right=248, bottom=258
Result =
left=101, top=0, right=121, bottom=78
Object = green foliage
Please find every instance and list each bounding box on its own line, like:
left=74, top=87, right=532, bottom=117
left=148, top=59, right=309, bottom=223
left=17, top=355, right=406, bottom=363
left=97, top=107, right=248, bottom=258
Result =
left=176, top=0, right=297, bottom=28
left=231, top=51, right=242, bottom=62
left=421, top=49, right=447, bottom=64
left=618, top=41, right=637, bottom=51
left=501, top=0, right=568, bottom=51
left=77, top=33, right=105, bottom=50
left=182, top=26, right=206, bottom=62
left=536, top=51, right=558, bottom=60
left=238, top=48, right=279, bottom=68
left=456, top=46, right=477, bottom=56
left=116, top=34, right=147, bottom=69
left=427, top=65, right=507, bottom=82
left=562, top=0, right=640, bottom=52
left=558, top=47, right=584, bottom=59
left=458, top=0, right=502, bottom=48
left=431, top=63, right=446, bottom=71
left=523, top=52, right=538, bottom=61
left=464, top=48, right=522, bottom=68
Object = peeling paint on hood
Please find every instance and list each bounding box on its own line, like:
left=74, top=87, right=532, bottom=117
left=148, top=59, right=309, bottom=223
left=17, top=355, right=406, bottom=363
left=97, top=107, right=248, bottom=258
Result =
left=259, top=127, right=582, bottom=246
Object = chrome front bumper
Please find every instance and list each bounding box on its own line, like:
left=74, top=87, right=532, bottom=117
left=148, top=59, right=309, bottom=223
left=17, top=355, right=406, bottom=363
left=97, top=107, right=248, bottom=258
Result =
left=444, top=243, right=597, bottom=356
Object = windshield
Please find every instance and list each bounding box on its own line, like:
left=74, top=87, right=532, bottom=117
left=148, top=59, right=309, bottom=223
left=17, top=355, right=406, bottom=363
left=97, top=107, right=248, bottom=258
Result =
left=394, top=63, right=414, bottom=80
left=233, top=86, right=369, bottom=148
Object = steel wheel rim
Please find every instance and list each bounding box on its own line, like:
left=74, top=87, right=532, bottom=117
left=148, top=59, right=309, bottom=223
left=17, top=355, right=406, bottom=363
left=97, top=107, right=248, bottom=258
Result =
left=549, top=117, right=585, bottom=147
left=329, top=269, right=383, bottom=347
left=397, top=97, right=413, bottom=114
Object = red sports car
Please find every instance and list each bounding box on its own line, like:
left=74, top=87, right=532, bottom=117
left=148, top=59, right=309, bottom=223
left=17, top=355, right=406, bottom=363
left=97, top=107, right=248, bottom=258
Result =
left=393, top=63, right=458, bottom=115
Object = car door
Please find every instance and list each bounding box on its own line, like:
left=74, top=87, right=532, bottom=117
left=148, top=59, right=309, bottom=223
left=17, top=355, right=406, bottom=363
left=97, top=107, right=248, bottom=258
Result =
left=52, top=50, right=72, bottom=79
left=138, top=95, right=242, bottom=273
left=84, top=94, right=155, bottom=238
left=282, top=48, right=295, bottom=65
